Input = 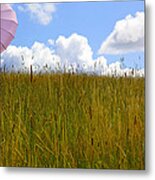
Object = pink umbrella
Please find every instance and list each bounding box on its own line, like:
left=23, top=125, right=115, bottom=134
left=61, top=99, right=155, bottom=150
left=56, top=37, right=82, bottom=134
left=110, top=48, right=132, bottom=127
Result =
left=0, top=4, right=18, bottom=53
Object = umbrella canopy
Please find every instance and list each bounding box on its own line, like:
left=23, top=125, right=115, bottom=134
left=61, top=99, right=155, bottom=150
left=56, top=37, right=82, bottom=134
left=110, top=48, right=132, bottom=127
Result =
left=0, top=4, right=18, bottom=53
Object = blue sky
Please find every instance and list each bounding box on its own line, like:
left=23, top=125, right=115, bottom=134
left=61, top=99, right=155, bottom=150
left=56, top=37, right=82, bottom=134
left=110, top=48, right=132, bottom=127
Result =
left=10, top=1, right=144, bottom=69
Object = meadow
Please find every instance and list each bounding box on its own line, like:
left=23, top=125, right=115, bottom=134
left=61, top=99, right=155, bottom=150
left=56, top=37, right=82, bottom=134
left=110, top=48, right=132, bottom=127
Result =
left=0, top=73, right=145, bottom=169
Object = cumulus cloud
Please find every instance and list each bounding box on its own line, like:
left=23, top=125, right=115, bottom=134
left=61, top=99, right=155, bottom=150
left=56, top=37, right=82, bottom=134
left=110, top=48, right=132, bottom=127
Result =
left=1, top=42, right=60, bottom=73
left=98, top=11, right=144, bottom=55
left=48, top=39, right=55, bottom=46
left=18, top=3, right=56, bottom=25
left=56, top=33, right=93, bottom=65
left=1, top=33, right=144, bottom=77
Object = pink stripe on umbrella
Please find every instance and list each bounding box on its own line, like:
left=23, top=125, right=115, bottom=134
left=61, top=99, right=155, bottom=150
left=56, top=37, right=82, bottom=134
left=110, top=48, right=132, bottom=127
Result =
left=0, top=4, right=18, bottom=53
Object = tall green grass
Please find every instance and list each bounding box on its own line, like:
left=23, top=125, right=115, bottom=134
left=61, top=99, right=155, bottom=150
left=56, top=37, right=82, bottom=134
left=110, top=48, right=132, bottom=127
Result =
left=0, top=73, right=144, bottom=169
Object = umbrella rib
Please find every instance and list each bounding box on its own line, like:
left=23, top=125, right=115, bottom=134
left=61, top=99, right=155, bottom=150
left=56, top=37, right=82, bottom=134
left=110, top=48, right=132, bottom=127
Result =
left=0, top=9, right=13, bottom=12
left=0, top=18, right=18, bottom=25
left=0, top=4, right=18, bottom=53
left=1, top=43, right=7, bottom=50
left=1, top=27, right=16, bottom=38
left=0, top=7, right=12, bottom=11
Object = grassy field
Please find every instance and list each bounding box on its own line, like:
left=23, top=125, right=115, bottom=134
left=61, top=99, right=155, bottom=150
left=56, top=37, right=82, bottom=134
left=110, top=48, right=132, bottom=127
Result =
left=0, top=73, right=144, bottom=169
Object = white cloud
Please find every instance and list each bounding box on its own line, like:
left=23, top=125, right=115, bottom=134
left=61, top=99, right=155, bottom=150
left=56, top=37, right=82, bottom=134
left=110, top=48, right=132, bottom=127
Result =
left=1, top=42, right=60, bottom=73
left=48, top=39, right=55, bottom=46
left=98, top=11, right=144, bottom=55
left=17, top=5, right=25, bottom=12
left=1, top=33, right=144, bottom=77
left=18, top=3, right=56, bottom=25
left=56, top=33, right=93, bottom=66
